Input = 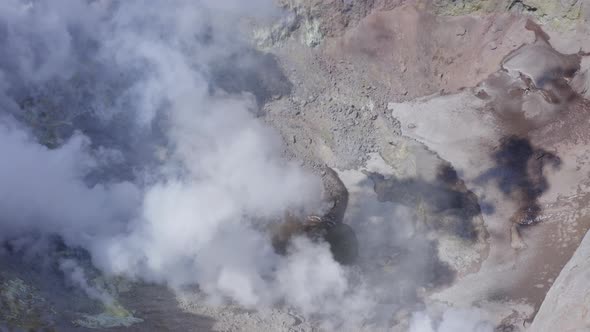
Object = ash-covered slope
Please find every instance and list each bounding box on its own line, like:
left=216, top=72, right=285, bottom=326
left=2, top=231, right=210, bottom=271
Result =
left=529, top=230, right=590, bottom=331
left=260, top=0, right=590, bottom=330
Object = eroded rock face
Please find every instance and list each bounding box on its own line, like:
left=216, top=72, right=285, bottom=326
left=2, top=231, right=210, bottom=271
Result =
left=262, top=0, right=589, bottom=53
left=281, top=0, right=402, bottom=40
left=432, top=0, right=511, bottom=16
left=529, top=230, right=590, bottom=331
left=433, top=0, right=587, bottom=30
left=254, top=0, right=402, bottom=48
left=521, top=0, right=586, bottom=28
left=271, top=167, right=359, bottom=265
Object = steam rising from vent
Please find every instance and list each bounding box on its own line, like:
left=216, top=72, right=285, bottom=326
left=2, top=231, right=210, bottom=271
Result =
left=0, top=0, right=376, bottom=324
left=0, top=1, right=502, bottom=329
left=409, top=309, right=493, bottom=332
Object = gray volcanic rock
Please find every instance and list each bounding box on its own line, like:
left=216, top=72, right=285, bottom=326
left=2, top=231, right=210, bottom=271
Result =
left=529, top=230, right=590, bottom=331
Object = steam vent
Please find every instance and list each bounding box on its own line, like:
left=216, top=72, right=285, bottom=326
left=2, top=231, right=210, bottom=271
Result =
left=2, top=1, right=590, bottom=331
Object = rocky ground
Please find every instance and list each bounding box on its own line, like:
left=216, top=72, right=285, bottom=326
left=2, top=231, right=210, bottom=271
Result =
left=2, top=0, right=590, bottom=331
left=255, top=0, right=590, bottom=330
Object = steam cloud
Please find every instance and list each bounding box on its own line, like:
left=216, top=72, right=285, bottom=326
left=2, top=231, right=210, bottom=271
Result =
left=0, top=0, right=368, bottom=324
left=0, top=1, right=496, bottom=330
left=409, top=309, right=493, bottom=332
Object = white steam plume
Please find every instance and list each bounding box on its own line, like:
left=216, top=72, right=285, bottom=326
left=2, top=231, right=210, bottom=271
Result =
left=0, top=0, right=374, bottom=326
left=59, top=259, right=116, bottom=306
left=409, top=309, right=494, bottom=332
